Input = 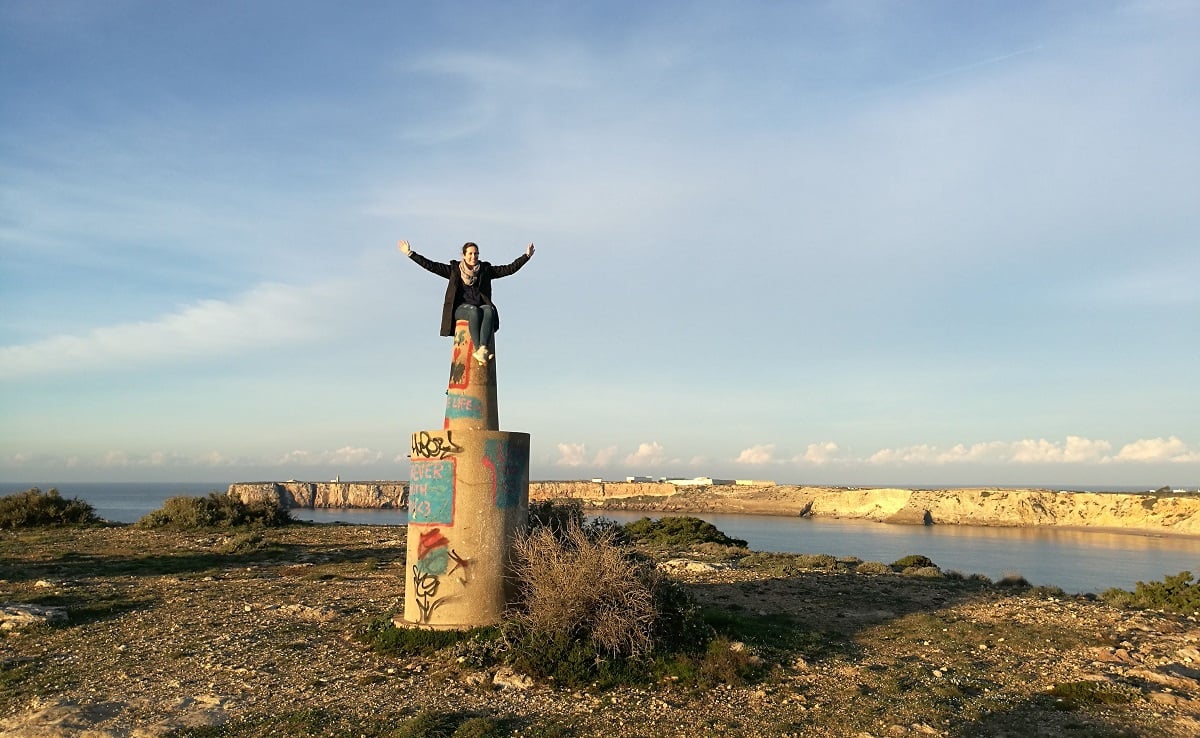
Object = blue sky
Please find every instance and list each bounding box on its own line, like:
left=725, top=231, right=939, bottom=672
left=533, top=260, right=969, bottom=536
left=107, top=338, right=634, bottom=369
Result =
left=2, top=0, right=1197, bottom=488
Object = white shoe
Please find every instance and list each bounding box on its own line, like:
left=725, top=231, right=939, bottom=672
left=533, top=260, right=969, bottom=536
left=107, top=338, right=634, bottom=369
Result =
left=472, top=346, right=489, bottom=364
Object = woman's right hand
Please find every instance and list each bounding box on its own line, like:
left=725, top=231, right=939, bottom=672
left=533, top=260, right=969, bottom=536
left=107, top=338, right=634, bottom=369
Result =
left=398, top=240, right=412, bottom=256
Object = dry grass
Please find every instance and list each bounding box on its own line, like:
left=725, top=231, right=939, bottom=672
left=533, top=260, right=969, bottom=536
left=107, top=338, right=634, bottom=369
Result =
left=510, top=522, right=660, bottom=658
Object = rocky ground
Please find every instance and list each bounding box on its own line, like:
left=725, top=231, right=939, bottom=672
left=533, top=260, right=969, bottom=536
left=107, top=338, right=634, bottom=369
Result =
left=2, top=524, right=1199, bottom=737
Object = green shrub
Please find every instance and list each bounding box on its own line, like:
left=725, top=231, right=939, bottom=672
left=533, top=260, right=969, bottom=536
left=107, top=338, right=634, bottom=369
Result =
left=527, top=498, right=585, bottom=537
left=622, top=516, right=747, bottom=548
left=995, top=573, right=1030, bottom=588
left=0, top=488, right=99, bottom=529
left=1102, top=571, right=1200, bottom=616
left=137, top=493, right=292, bottom=529
left=891, top=554, right=935, bottom=570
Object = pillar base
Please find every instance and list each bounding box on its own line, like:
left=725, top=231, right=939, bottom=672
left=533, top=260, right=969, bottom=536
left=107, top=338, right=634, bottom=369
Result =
left=402, top=428, right=530, bottom=629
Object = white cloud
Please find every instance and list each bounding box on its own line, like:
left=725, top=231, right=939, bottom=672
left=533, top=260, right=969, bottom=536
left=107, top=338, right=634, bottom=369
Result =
left=796, top=442, right=841, bottom=465
left=1115, top=436, right=1200, bottom=463
left=555, top=443, right=587, bottom=467
left=0, top=281, right=356, bottom=380
left=593, top=446, right=618, bottom=465
left=862, top=436, right=1200, bottom=466
left=1008, top=437, right=1112, bottom=464
left=625, top=442, right=666, bottom=466
left=278, top=447, right=384, bottom=466
left=555, top=443, right=619, bottom=467
left=735, top=444, right=776, bottom=465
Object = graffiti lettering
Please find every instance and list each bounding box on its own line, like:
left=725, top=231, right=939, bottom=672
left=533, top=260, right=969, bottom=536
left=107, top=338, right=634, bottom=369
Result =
left=409, top=459, right=455, bottom=525
left=445, top=394, right=483, bottom=421
left=412, top=430, right=464, bottom=459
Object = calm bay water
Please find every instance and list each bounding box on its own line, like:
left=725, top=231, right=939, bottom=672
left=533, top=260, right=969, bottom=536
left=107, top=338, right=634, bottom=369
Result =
left=6, top=482, right=1198, bottom=594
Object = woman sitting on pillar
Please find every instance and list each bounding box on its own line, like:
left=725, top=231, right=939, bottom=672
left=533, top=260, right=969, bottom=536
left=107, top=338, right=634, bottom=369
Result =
left=398, top=240, right=534, bottom=364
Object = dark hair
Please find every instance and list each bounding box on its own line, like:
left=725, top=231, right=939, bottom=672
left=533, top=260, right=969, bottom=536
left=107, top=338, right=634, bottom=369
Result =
left=462, top=242, right=478, bottom=255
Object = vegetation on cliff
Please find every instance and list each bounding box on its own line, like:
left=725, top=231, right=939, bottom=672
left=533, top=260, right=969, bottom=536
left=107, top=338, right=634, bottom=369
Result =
left=136, top=492, right=293, bottom=529
left=0, top=487, right=100, bottom=529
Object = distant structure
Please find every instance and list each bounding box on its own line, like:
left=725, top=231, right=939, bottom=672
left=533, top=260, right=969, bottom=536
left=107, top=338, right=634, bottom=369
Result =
left=397, top=320, right=530, bottom=629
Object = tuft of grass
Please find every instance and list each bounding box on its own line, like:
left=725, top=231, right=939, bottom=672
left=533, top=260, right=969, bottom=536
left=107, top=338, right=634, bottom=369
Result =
left=738, top=552, right=839, bottom=576
left=700, top=607, right=850, bottom=661
left=217, top=531, right=266, bottom=554
left=903, top=565, right=943, bottom=579
left=1048, top=681, right=1140, bottom=710
left=0, top=488, right=100, bottom=529
left=355, top=617, right=500, bottom=658
left=137, top=493, right=292, bottom=530
left=855, top=561, right=893, bottom=575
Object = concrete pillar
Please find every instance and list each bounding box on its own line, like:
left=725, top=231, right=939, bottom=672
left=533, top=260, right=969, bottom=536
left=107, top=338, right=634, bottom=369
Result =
left=398, top=319, right=530, bottom=629
left=443, top=321, right=498, bottom=431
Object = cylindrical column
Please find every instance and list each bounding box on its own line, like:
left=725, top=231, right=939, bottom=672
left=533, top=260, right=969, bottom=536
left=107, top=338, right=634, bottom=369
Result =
left=400, top=428, right=530, bottom=628
left=444, top=319, right=499, bottom=431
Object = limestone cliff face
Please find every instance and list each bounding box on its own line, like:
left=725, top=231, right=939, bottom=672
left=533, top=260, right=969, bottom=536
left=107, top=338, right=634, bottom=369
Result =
left=228, top=481, right=1200, bottom=536
left=228, top=482, right=407, bottom=510
left=531, top=483, right=1200, bottom=536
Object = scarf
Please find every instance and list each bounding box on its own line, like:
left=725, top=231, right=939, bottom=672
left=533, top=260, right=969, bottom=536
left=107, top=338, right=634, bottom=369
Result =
left=458, top=260, right=480, bottom=286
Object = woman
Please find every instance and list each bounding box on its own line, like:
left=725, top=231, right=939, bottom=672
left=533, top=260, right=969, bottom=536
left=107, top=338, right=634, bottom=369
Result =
left=398, top=240, right=535, bottom=364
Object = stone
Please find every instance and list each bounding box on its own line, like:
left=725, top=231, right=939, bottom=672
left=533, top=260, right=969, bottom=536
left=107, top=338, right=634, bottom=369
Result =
left=1, top=603, right=68, bottom=631
left=279, top=604, right=339, bottom=623
left=658, top=559, right=731, bottom=573
left=492, top=667, right=533, bottom=690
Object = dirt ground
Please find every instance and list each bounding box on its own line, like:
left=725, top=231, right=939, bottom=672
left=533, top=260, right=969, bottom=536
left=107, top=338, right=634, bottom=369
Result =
left=2, top=524, right=1199, bottom=737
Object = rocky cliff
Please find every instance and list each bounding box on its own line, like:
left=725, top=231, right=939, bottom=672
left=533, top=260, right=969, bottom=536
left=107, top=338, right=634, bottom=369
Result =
left=560, top=483, right=1200, bottom=536
left=228, top=482, right=407, bottom=509
left=228, top=481, right=1200, bottom=536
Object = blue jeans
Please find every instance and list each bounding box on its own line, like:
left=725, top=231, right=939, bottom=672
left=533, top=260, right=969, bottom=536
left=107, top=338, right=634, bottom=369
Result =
left=454, top=304, right=495, bottom=352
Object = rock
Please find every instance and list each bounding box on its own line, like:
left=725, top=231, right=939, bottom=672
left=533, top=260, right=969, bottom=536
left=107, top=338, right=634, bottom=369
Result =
left=1, top=603, right=68, bottom=631
left=279, top=604, right=339, bottom=623
left=133, top=696, right=236, bottom=736
left=461, top=671, right=491, bottom=687
left=658, top=559, right=730, bottom=573
left=492, top=667, right=533, bottom=690
left=0, top=698, right=122, bottom=737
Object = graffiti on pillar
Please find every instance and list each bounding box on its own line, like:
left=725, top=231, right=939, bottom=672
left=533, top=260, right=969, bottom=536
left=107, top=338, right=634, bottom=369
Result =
left=445, top=393, right=483, bottom=422
left=409, top=458, right=455, bottom=525
left=483, top=437, right=528, bottom=509
left=411, top=430, right=463, bottom=460
left=449, top=322, right=471, bottom=389
left=411, top=527, right=470, bottom=623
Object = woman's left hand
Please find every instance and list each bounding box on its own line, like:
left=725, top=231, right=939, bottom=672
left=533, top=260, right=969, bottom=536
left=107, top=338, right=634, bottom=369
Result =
left=526, top=243, right=535, bottom=258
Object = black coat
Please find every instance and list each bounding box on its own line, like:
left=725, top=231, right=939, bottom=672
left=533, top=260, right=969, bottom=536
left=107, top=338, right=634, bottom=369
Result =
left=408, top=251, right=531, bottom=336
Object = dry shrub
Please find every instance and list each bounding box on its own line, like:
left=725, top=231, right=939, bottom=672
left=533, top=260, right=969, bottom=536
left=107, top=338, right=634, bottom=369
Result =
left=512, top=522, right=659, bottom=658
left=855, top=561, right=893, bottom=576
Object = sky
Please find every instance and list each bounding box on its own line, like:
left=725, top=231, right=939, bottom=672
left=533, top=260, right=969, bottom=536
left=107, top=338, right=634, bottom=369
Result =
left=1, top=0, right=1197, bottom=489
